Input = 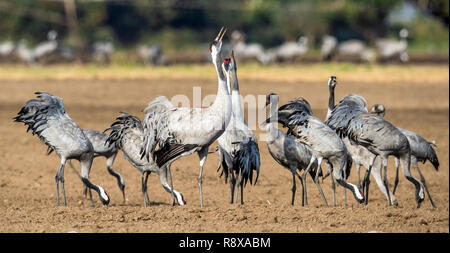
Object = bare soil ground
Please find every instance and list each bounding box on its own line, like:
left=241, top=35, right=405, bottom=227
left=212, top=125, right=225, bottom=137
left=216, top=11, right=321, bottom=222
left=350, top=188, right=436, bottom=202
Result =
left=0, top=64, right=448, bottom=233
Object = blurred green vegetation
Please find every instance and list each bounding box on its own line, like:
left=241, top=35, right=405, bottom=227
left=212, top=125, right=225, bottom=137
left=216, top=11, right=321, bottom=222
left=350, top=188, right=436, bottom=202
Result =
left=0, top=0, right=448, bottom=54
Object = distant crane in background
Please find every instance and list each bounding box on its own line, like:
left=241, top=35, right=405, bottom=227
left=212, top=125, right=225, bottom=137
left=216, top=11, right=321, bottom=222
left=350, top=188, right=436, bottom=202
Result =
left=321, top=35, right=375, bottom=63
left=376, top=28, right=409, bottom=63
left=137, top=44, right=168, bottom=65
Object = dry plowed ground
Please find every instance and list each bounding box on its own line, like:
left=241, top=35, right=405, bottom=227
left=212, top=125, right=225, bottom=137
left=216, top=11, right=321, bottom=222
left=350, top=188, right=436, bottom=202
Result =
left=0, top=64, right=448, bottom=233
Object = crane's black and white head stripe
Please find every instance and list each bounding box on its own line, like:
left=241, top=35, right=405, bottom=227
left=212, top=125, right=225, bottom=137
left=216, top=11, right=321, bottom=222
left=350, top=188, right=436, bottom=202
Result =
left=370, top=104, right=385, bottom=118
left=328, top=76, right=337, bottom=88
left=265, top=92, right=278, bottom=107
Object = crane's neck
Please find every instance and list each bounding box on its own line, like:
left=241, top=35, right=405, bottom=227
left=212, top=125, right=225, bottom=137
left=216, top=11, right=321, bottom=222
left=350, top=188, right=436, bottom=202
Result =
left=326, top=85, right=335, bottom=121
left=266, top=99, right=280, bottom=141
left=231, top=70, right=245, bottom=122
left=210, top=53, right=231, bottom=125
left=211, top=52, right=230, bottom=101
left=212, top=53, right=226, bottom=87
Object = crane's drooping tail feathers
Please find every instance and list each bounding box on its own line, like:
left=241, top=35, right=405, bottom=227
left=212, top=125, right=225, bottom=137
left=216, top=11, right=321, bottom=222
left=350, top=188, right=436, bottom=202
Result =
left=325, top=94, right=369, bottom=140
left=264, top=97, right=312, bottom=132
left=232, top=140, right=260, bottom=186
left=344, top=153, right=352, bottom=180
left=140, top=96, right=175, bottom=162
left=13, top=92, right=65, bottom=149
left=425, top=143, right=439, bottom=171
left=105, top=112, right=143, bottom=149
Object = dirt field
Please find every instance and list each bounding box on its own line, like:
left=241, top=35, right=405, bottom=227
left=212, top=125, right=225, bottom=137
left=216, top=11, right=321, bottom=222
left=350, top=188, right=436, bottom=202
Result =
left=0, top=63, right=448, bottom=233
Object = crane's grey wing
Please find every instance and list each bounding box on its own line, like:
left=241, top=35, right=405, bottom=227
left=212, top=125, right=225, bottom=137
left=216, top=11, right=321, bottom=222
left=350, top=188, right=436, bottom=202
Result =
left=83, top=129, right=117, bottom=154
left=14, top=92, right=90, bottom=155
left=399, top=128, right=439, bottom=170
left=264, top=97, right=312, bottom=132
left=141, top=96, right=176, bottom=161
left=105, top=112, right=144, bottom=149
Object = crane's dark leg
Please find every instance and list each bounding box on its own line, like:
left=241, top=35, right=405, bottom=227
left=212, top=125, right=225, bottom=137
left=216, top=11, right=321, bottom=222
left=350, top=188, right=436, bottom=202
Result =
left=240, top=176, right=244, bottom=205
left=301, top=156, right=317, bottom=206
left=413, top=158, right=436, bottom=208
left=392, top=158, right=400, bottom=195
left=381, top=157, right=392, bottom=206
left=106, top=153, right=126, bottom=202
left=290, top=167, right=297, bottom=205
left=363, top=155, right=377, bottom=205
left=229, top=169, right=236, bottom=204
left=55, top=159, right=67, bottom=206
left=356, top=164, right=362, bottom=192
left=198, top=146, right=209, bottom=208
left=313, top=165, right=329, bottom=207
left=343, top=163, right=347, bottom=208
left=141, top=171, right=151, bottom=206
left=333, top=159, right=364, bottom=205
left=330, top=173, right=336, bottom=207
left=79, top=154, right=109, bottom=206
left=294, top=171, right=305, bottom=206
left=144, top=171, right=151, bottom=205
left=400, top=152, right=424, bottom=208
left=234, top=171, right=243, bottom=205
left=167, top=165, right=178, bottom=206
left=141, top=171, right=148, bottom=207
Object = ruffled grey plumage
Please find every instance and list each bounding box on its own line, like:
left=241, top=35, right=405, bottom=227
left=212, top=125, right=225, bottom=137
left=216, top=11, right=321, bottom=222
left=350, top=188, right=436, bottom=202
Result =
left=105, top=112, right=185, bottom=206
left=14, top=92, right=109, bottom=206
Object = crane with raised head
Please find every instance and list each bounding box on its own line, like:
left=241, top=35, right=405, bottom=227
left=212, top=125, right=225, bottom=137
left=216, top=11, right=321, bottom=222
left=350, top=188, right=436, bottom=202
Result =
left=216, top=51, right=260, bottom=204
left=140, top=27, right=232, bottom=208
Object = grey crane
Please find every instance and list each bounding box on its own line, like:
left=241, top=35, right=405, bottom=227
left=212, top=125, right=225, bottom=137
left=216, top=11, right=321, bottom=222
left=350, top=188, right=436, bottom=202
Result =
left=371, top=104, right=438, bottom=208
left=14, top=92, right=109, bottom=206
left=326, top=76, right=398, bottom=205
left=325, top=94, right=424, bottom=207
left=263, top=93, right=329, bottom=207
left=92, top=40, right=114, bottom=64
left=270, top=36, right=309, bottom=63
left=216, top=52, right=260, bottom=204
left=376, top=28, right=409, bottom=63
left=16, top=40, right=36, bottom=65
left=265, top=97, right=364, bottom=206
left=0, top=41, right=15, bottom=62
left=231, top=30, right=271, bottom=65
left=321, top=35, right=375, bottom=62
left=140, top=27, right=232, bottom=208
left=105, top=112, right=185, bottom=206
left=137, top=44, right=168, bottom=66
left=33, top=30, right=58, bottom=63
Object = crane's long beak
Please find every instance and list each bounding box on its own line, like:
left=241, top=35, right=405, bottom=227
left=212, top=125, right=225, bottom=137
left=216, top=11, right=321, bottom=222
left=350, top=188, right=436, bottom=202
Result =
left=215, top=27, right=227, bottom=42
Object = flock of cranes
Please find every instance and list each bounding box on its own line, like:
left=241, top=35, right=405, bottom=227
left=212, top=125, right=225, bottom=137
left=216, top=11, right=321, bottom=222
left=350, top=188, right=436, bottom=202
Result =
left=1, top=29, right=409, bottom=65
left=14, top=27, right=438, bottom=210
